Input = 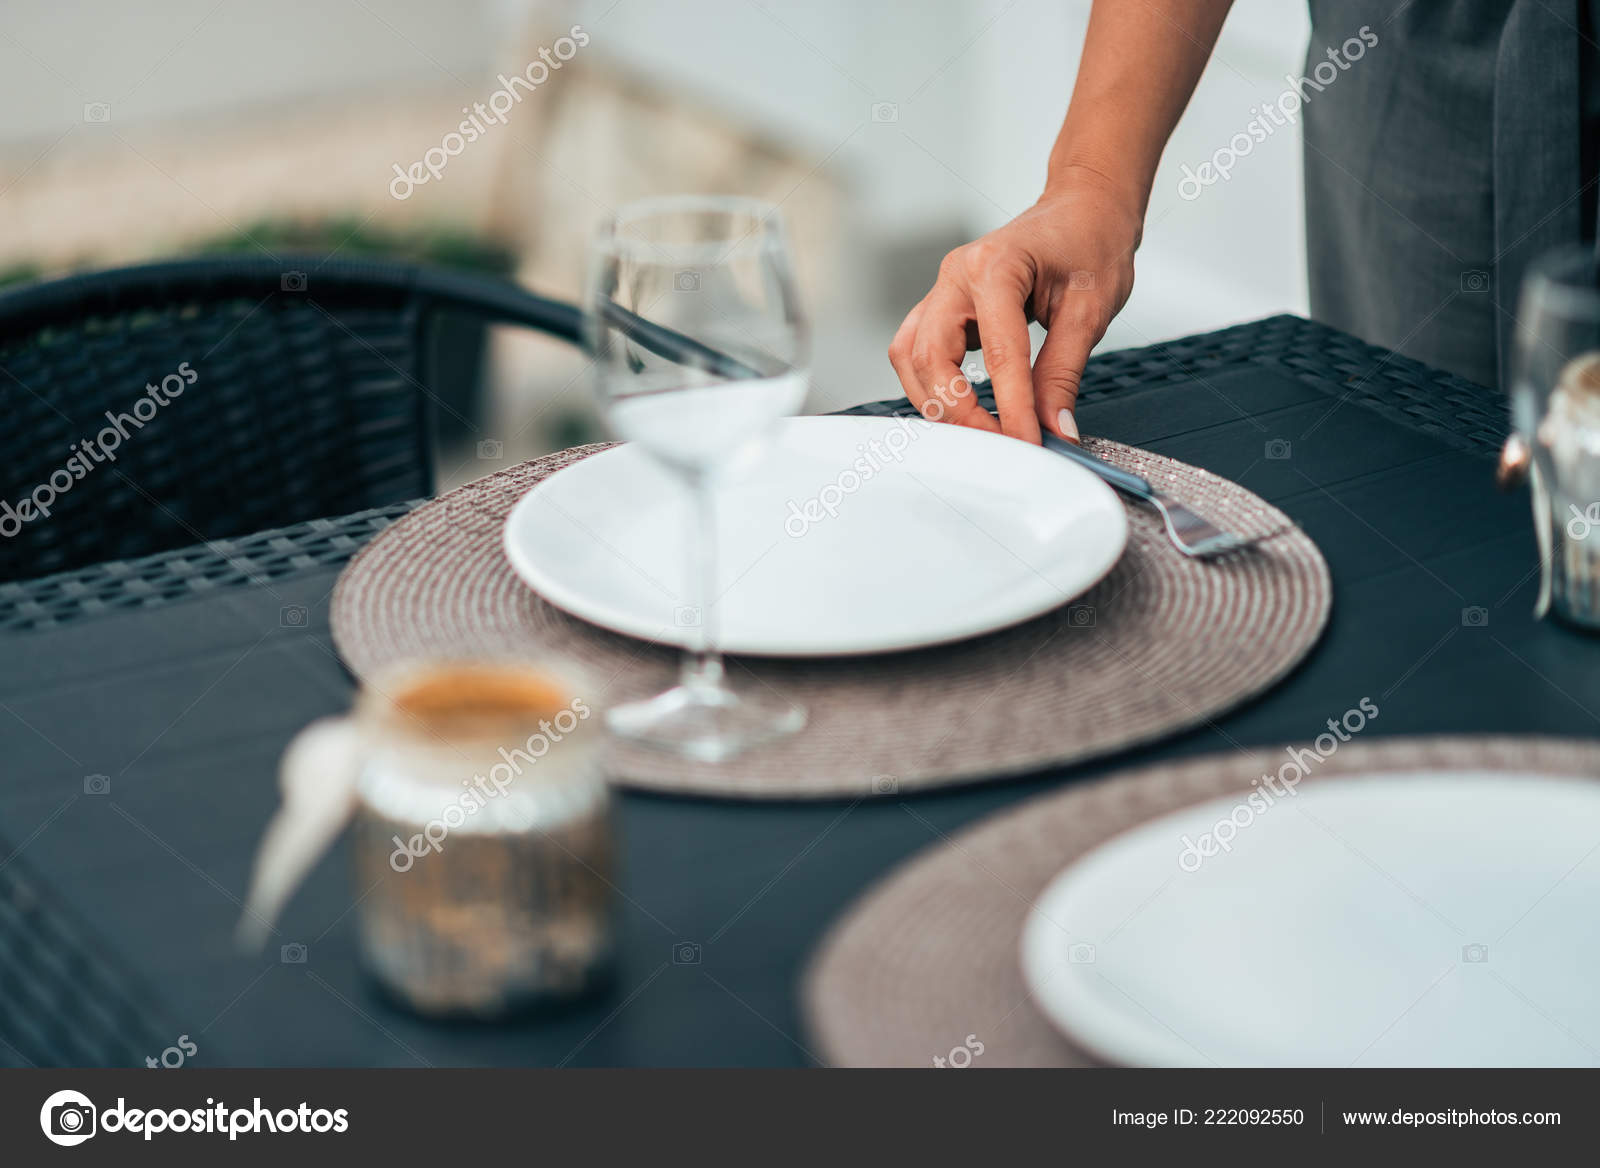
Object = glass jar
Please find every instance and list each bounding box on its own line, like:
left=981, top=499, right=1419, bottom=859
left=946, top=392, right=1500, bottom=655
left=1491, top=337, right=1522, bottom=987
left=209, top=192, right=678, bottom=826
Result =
left=1510, top=246, right=1600, bottom=628
left=245, top=659, right=614, bottom=1017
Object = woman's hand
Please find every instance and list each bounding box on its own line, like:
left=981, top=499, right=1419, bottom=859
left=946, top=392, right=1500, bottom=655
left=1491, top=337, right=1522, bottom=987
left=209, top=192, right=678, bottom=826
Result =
left=887, top=167, right=1141, bottom=444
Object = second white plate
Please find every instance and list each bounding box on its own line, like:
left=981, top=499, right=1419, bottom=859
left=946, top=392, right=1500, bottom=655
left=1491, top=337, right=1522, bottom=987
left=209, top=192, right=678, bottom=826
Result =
left=503, top=416, right=1127, bottom=656
left=1020, top=772, right=1600, bottom=1066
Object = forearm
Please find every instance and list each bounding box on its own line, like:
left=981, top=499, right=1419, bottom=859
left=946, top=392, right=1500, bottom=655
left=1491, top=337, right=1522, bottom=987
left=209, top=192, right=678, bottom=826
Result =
left=1045, top=0, right=1236, bottom=221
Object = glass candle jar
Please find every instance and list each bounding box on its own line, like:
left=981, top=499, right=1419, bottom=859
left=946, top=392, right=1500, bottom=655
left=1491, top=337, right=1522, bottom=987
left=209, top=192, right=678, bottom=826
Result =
left=244, top=659, right=614, bottom=1018
left=1510, top=246, right=1600, bottom=629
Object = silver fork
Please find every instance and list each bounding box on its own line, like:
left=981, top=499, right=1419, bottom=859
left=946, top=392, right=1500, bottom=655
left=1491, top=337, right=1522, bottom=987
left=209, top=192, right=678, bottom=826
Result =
left=1042, top=435, right=1263, bottom=559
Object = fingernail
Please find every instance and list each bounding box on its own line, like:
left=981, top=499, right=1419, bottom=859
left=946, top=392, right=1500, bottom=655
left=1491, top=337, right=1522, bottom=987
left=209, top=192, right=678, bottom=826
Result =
left=1057, top=409, right=1080, bottom=443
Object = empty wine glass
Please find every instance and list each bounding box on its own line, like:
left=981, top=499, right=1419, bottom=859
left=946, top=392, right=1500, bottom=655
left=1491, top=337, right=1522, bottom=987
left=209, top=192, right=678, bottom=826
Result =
left=586, top=195, right=808, bottom=760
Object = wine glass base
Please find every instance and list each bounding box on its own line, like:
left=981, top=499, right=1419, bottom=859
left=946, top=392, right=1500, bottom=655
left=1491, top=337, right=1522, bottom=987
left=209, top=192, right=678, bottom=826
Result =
left=606, top=683, right=805, bottom=762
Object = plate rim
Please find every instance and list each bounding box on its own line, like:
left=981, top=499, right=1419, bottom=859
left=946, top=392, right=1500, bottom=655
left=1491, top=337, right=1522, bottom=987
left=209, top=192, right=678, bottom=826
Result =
left=501, top=415, right=1128, bottom=657
left=1017, top=769, right=1600, bottom=1068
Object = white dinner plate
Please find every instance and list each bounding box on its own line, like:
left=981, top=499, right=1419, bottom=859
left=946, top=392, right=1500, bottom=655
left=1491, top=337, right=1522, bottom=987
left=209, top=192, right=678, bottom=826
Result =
left=503, top=415, right=1127, bottom=656
left=1019, top=772, right=1600, bottom=1067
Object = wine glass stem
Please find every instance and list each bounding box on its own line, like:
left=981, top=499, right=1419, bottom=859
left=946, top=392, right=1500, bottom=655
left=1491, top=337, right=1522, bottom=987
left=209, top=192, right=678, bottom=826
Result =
left=682, top=476, right=725, bottom=693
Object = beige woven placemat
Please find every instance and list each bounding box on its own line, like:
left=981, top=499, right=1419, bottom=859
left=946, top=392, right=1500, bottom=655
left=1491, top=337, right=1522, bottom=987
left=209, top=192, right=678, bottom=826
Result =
left=329, top=438, right=1330, bottom=799
left=801, top=735, right=1600, bottom=1066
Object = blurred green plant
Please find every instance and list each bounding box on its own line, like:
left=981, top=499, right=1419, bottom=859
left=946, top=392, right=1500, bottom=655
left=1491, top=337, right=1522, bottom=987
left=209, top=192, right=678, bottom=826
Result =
left=189, top=217, right=516, bottom=275
left=0, top=262, right=45, bottom=291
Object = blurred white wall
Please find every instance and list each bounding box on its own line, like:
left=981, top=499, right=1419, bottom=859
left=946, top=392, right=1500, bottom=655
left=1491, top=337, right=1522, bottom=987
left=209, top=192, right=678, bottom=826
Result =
left=0, top=0, right=500, bottom=138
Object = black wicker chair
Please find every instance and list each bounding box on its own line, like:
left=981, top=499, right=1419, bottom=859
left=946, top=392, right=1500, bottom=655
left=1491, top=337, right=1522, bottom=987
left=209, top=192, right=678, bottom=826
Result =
left=0, top=255, right=584, bottom=583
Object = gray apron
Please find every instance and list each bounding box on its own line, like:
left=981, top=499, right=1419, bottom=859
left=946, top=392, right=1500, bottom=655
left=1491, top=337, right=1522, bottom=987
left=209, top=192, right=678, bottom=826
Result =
left=1302, top=0, right=1595, bottom=389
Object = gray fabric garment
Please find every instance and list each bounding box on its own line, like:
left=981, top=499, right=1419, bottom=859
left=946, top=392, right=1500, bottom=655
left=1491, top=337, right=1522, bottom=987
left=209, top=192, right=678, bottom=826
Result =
left=1301, top=1, right=1592, bottom=389
left=1582, top=0, right=1600, bottom=238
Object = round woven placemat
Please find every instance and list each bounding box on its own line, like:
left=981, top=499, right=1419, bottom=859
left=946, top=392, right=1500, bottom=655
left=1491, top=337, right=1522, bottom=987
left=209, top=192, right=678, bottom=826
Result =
left=801, top=736, right=1600, bottom=1066
left=329, top=438, right=1329, bottom=799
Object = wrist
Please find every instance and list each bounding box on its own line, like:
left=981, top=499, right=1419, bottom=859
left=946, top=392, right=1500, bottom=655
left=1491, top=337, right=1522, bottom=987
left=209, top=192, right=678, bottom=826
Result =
left=1038, top=161, right=1147, bottom=249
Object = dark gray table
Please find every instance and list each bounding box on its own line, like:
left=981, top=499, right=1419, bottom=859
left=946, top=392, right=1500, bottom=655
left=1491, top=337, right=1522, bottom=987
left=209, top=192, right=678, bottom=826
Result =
left=2, top=315, right=1594, bottom=1068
